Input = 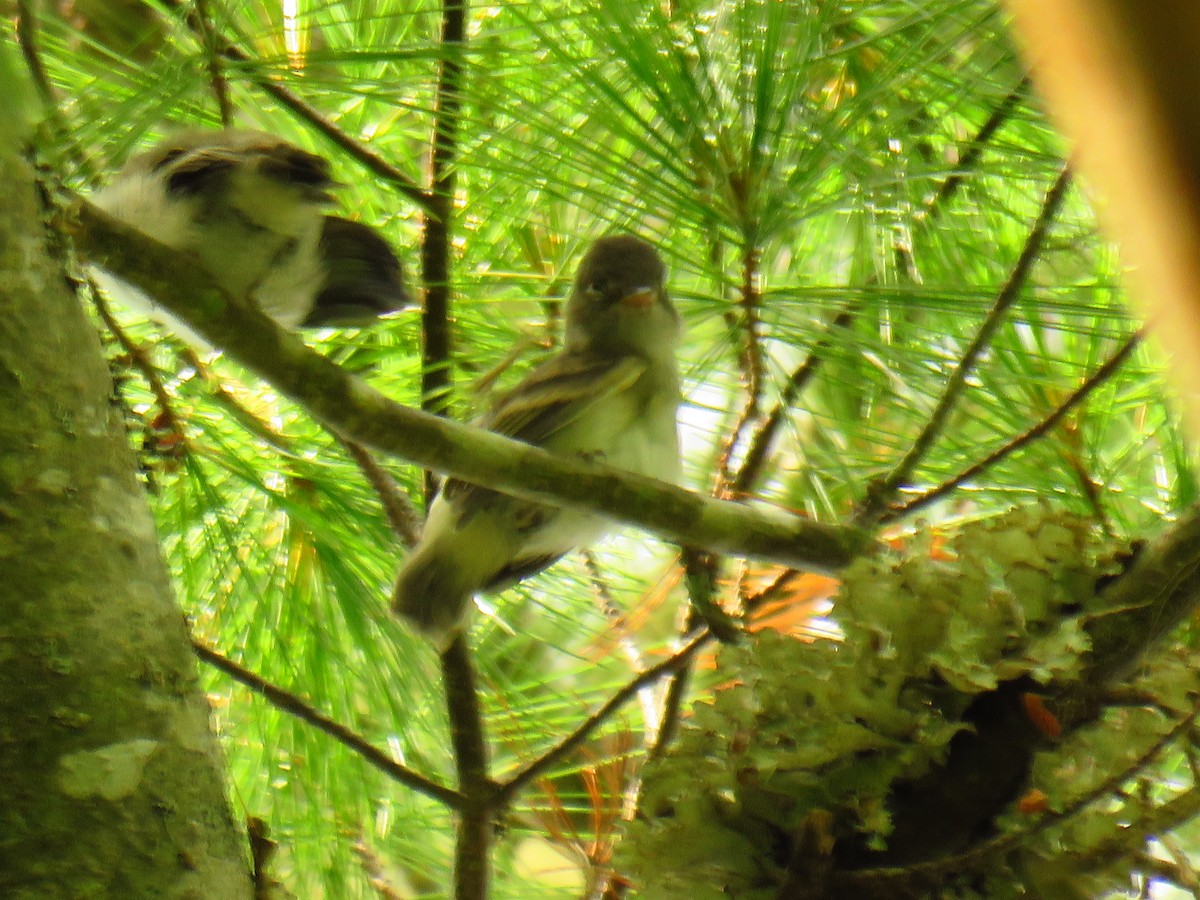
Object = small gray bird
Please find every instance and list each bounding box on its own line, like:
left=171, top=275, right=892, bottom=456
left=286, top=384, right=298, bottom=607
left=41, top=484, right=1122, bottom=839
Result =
left=393, top=234, right=682, bottom=648
left=90, top=128, right=408, bottom=336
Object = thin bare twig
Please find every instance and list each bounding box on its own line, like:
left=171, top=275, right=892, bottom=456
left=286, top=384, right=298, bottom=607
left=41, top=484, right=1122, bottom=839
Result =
left=583, top=551, right=648, bottom=677
left=192, top=0, right=234, bottom=127
left=882, top=331, right=1141, bottom=522
left=352, top=838, right=407, bottom=900
left=173, top=345, right=292, bottom=451
left=923, top=77, right=1031, bottom=218
left=716, top=244, right=765, bottom=484
left=192, top=637, right=463, bottom=808
left=336, top=435, right=423, bottom=546
left=727, top=306, right=857, bottom=498
left=496, top=630, right=711, bottom=805
left=856, top=165, right=1073, bottom=525
left=647, top=665, right=691, bottom=761
left=16, top=0, right=56, bottom=112
left=91, top=287, right=188, bottom=447
left=648, top=558, right=722, bottom=762
left=440, top=636, right=492, bottom=900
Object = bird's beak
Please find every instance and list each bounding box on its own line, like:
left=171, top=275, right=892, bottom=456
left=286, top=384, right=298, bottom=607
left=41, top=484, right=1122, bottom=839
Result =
left=621, top=287, right=657, bottom=309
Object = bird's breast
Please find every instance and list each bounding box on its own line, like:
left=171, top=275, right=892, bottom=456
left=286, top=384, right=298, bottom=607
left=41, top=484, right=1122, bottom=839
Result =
left=558, top=367, right=681, bottom=484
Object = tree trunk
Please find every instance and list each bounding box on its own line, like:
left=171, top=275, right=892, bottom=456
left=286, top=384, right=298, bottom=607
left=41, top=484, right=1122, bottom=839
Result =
left=0, top=144, right=254, bottom=897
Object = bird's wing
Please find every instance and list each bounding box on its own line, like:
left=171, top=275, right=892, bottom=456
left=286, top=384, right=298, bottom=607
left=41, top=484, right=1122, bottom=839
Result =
left=442, top=352, right=646, bottom=509
left=486, top=352, right=645, bottom=442
left=304, top=216, right=409, bottom=325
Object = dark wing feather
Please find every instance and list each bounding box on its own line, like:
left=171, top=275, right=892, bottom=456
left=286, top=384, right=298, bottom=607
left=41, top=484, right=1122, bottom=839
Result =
left=160, top=149, right=240, bottom=196
left=303, top=216, right=409, bottom=326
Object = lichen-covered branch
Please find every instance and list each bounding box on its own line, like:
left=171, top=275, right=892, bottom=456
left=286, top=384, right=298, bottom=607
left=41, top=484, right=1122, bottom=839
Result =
left=1076, top=501, right=1200, bottom=693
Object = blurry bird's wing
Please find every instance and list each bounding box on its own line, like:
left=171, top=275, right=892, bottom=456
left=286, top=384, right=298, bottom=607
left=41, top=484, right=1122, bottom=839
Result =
left=159, top=148, right=241, bottom=196
left=303, top=216, right=409, bottom=326
left=442, top=353, right=646, bottom=507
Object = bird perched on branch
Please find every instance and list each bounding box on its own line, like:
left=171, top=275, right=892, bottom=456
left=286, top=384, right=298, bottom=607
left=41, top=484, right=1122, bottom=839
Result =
left=393, top=234, right=683, bottom=649
left=90, top=128, right=408, bottom=337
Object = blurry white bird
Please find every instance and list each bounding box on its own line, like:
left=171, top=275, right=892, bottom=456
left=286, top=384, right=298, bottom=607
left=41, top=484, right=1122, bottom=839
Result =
left=393, top=234, right=682, bottom=648
left=90, top=128, right=407, bottom=338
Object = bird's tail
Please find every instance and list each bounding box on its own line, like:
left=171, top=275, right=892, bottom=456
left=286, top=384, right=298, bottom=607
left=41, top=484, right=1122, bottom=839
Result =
left=392, top=541, right=477, bottom=651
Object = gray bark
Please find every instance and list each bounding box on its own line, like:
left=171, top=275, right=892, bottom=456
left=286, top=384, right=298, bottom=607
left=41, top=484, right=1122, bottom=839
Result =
left=0, top=147, right=254, bottom=897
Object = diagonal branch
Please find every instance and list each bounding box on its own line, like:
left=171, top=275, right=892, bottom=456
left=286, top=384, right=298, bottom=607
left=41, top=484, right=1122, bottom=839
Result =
left=90, top=286, right=188, bottom=450
left=881, top=330, right=1142, bottom=523
left=336, top=436, right=423, bottom=546
left=922, top=77, right=1031, bottom=219
left=192, top=638, right=463, bottom=809
left=495, top=630, right=710, bottom=805
left=726, top=306, right=857, bottom=498
left=855, top=164, right=1073, bottom=525
left=66, top=195, right=873, bottom=575
left=502, top=569, right=795, bottom=810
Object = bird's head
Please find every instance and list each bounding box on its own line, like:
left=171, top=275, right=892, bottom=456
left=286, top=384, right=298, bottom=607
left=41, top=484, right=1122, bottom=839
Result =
left=564, top=234, right=680, bottom=361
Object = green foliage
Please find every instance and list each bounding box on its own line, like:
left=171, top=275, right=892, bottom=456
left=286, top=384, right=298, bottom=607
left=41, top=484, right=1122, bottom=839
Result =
left=22, top=0, right=1199, bottom=895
